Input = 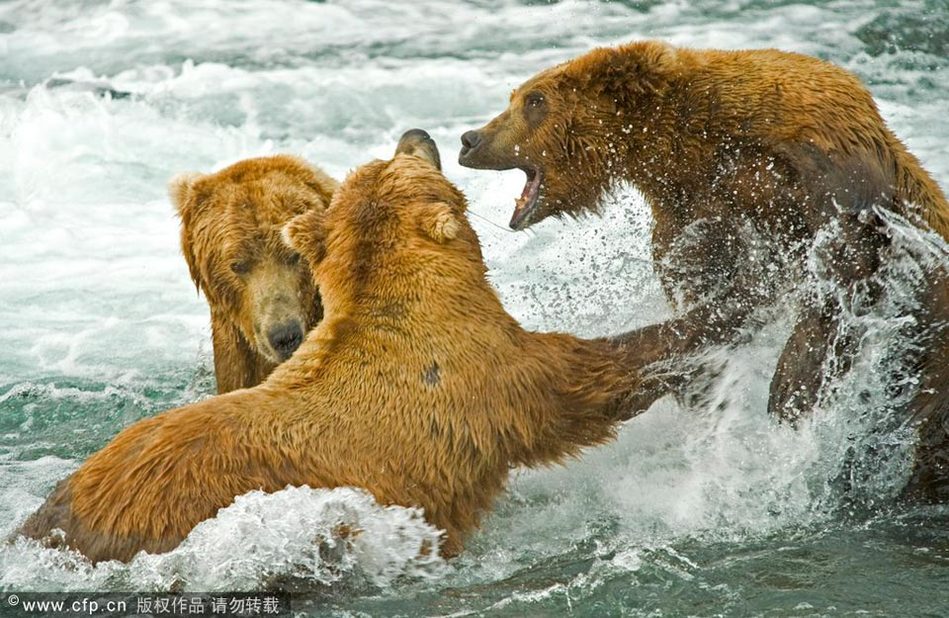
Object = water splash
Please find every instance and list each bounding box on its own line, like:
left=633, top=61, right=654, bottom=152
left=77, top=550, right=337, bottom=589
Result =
left=2, top=486, right=445, bottom=593
left=2, top=0, right=948, bottom=612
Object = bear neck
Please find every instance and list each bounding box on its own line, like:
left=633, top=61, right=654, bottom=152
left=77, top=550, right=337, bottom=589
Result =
left=269, top=264, right=519, bottom=368
left=267, top=270, right=636, bottom=420
left=607, top=83, right=718, bottom=222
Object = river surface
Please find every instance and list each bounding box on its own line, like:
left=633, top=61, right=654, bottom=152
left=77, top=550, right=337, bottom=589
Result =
left=1, top=1, right=948, bottom=616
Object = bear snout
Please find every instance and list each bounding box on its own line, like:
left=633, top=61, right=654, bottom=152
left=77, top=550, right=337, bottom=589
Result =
left=458, top=129, right=519, bottom=171
left=458, top=130, right=487, bottom=167
left=268, top=321, right=305, bottom=361
left=460, top=130, right=482, bottom=152
left=395, top=129, right=442, bottom=170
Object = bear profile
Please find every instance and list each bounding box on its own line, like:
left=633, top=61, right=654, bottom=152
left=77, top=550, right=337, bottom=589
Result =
left=16, top=131, right=643, bottom=563
left=459, top=41, right=949, bottom=499
left=169, top=155, right=337, bottom=392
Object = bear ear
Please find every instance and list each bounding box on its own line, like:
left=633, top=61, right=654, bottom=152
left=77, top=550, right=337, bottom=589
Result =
left=168, top=171, right=205, bottom=293
left=168, top=171, right=204, bottom=217
left=416, top=202, right=460, bottom=243
left=282, top=209, right=328, bottom=264
left=574, top=40, right=677, bottom=104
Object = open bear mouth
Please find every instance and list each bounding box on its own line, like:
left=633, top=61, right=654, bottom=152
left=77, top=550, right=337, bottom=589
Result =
left=511, top=166, right=543, bottom=230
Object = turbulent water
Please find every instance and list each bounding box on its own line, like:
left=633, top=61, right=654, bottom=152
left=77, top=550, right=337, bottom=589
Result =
left=1, top=0, right=948, bottom=615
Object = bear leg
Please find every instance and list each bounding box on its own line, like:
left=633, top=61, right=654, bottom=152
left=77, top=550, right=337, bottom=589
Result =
left=767, top=299, right=858, bottom=425
left=900, top=275, right=949, bottom=502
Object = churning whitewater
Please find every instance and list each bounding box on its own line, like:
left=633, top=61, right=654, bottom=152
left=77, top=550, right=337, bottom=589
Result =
left=1, top=0, right=947, bottom=615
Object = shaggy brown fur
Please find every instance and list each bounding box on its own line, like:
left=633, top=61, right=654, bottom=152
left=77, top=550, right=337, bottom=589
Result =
left=459, top=41, right=949, bottom=500
left=17, top=133, right=642, bottom=563
left=170, top=155, right=336, bottom=393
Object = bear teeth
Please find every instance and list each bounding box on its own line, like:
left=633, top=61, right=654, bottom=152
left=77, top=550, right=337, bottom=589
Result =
left=511, top=167, right=543, bottom=229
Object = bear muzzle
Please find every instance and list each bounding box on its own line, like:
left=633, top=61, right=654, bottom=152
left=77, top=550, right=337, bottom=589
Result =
left=395, top=129, right=442, bottom=170
left=267, top=321, right=305, bottom=361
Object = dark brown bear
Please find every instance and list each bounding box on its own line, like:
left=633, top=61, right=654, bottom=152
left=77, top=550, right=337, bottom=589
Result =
left=459, top=41, right=949, bottom=500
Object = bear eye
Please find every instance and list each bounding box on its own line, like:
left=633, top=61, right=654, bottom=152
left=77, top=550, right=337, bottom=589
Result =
left=525, top=91, right=545, bottom=108
left=231, top=260, right=252, bottom=276
left=285, top=252, right=301, bottom=266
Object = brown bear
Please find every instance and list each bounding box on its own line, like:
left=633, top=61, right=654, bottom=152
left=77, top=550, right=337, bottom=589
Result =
left=458, top=41, right=949, bottom=499
left=16, top=131, right=642, bottom=563
left=169, top=155, right=336, bottom=393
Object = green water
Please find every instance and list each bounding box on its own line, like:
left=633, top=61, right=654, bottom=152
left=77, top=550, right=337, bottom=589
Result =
left=1, top=0, right=947, bottom=615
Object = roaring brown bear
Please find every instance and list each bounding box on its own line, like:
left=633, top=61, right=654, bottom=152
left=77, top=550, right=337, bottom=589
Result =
left=16, top=131, right=642, bottom=563
left=458, top=41, right=949, bottom=500
left=169, top=155, right=336, bottom=392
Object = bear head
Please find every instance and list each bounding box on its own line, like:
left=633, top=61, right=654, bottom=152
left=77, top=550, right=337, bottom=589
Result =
left=169, top=155, right=333, bottom=363
left=282, top=130, right=486, bottom=327
left=458, top=40, right=678, bottom=230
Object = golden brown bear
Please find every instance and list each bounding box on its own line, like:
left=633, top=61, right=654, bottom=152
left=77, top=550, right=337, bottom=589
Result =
left=459, top=41, right=949, bottom=500
left=169, top=155, right=336, bottom=393
left=17, top=131, right=641, bottom=563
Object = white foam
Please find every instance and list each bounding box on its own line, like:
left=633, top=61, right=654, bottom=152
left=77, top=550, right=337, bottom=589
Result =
left=2, top=486, right=445, bottom=592
left=1, top=0, right=947, bottom=598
